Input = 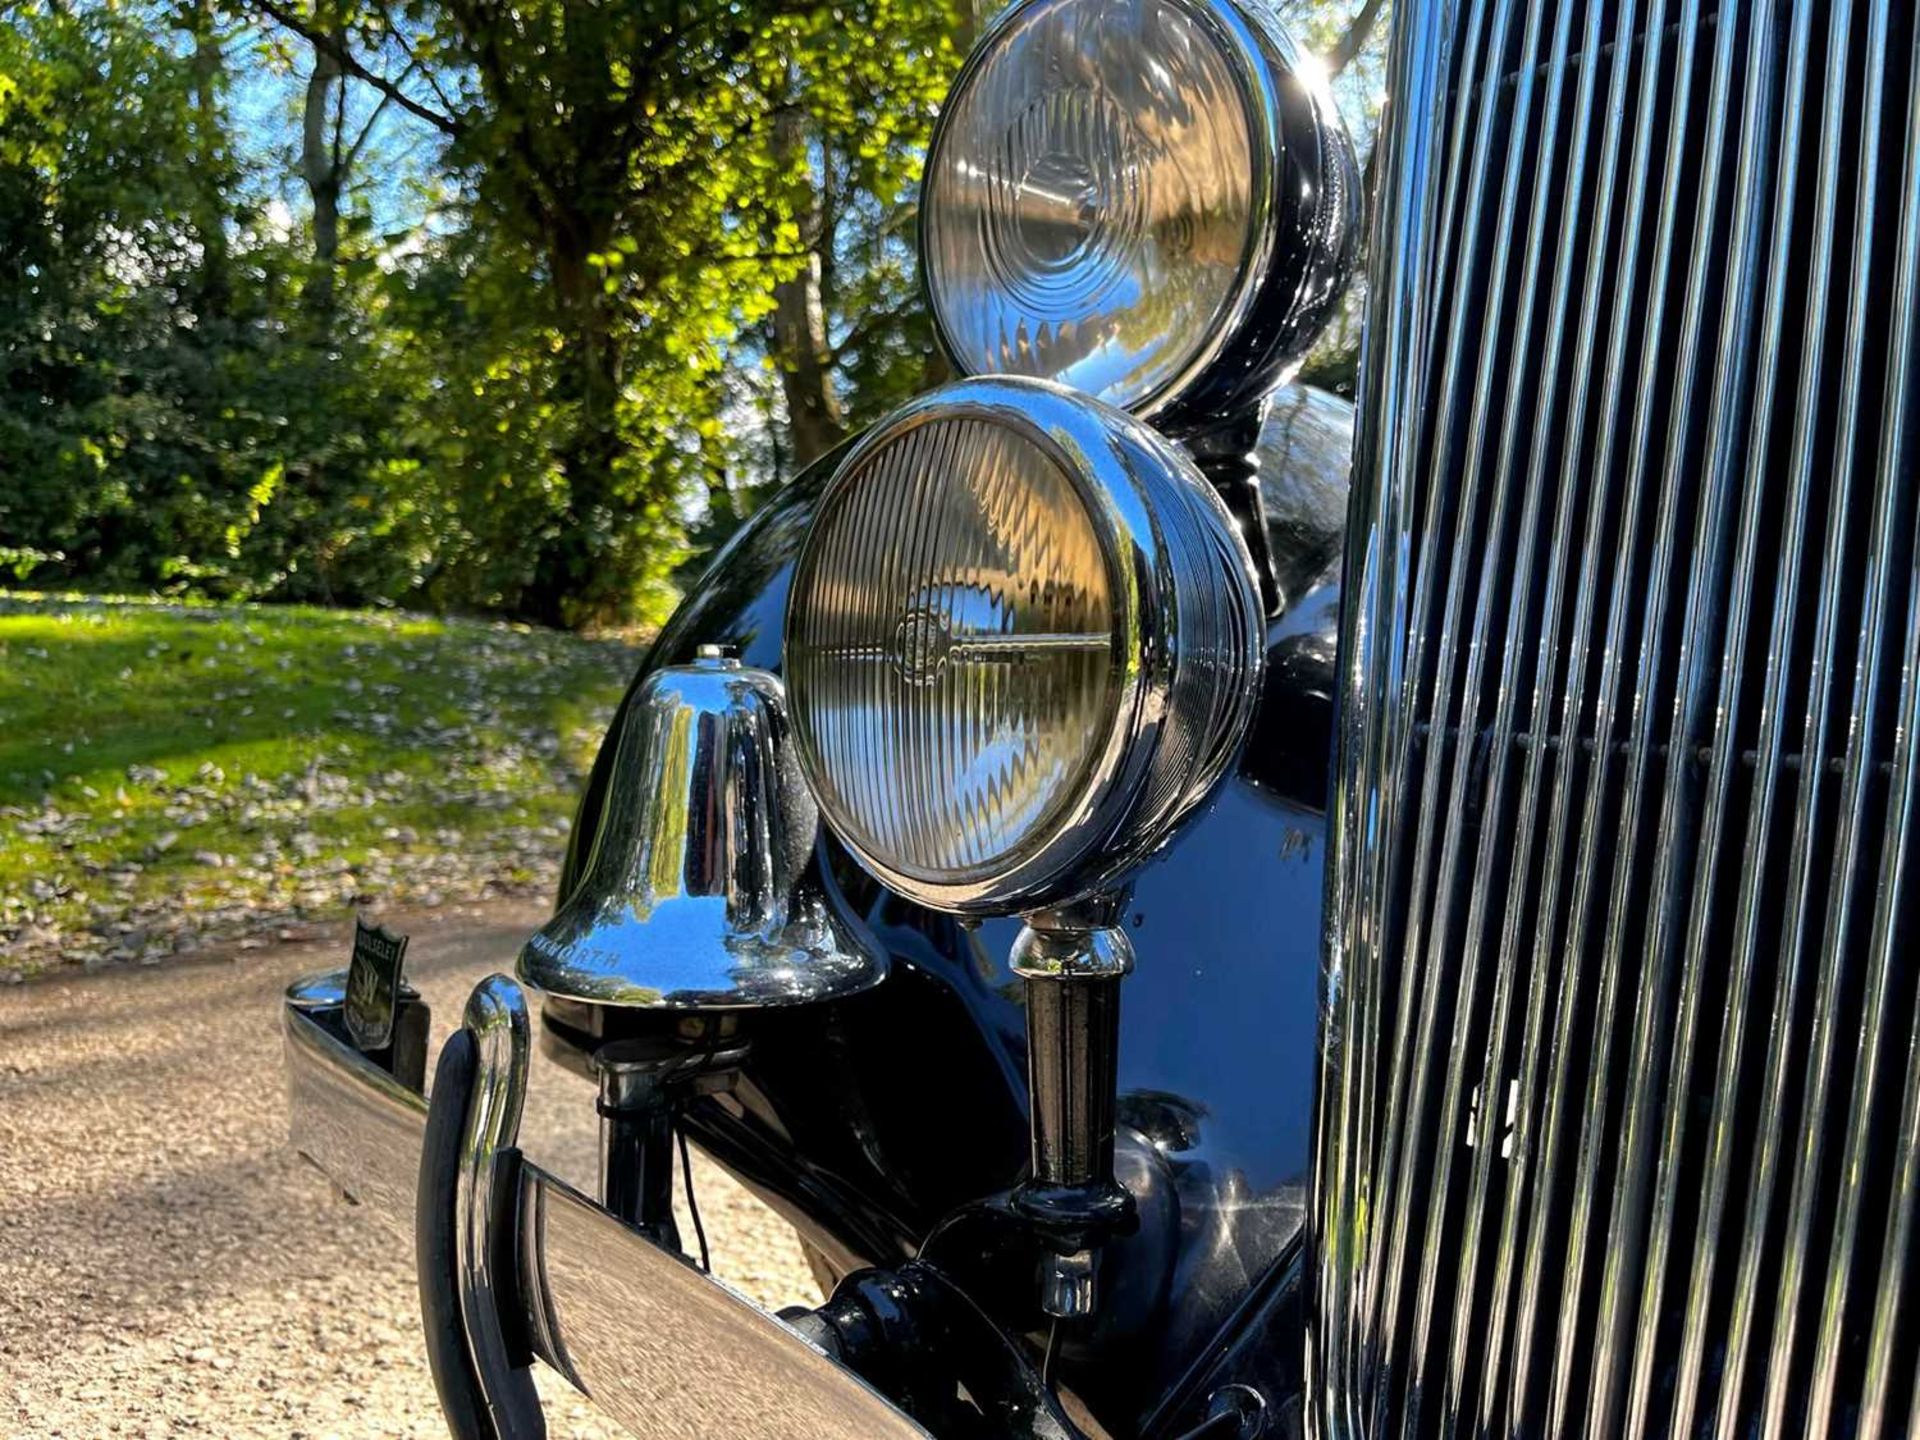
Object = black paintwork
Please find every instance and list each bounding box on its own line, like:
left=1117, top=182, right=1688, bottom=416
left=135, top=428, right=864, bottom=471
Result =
left=545, top=386, right=1350, bottom=1434
left=1139, top=1248, right=1309, bottom=1440
left=810, top=1261, right=1081, bottom=1438
left=1156, top=16, right=1361, bottom=433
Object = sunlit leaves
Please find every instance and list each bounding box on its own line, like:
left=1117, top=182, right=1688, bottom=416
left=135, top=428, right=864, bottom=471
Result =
left=5, top=0, right=1374, bottom=628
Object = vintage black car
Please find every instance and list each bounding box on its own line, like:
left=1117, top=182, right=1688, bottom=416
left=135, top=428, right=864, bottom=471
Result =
left=280, top=0, right=1920, bottom=1435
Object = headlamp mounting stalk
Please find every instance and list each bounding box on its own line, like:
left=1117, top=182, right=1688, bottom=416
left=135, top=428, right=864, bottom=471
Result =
left=785, top=375, right=1266, bottom=1327
left=1008, top=897, right=1138, bottom=1320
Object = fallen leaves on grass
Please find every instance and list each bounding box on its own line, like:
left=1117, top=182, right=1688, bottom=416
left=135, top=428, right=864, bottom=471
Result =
left=0, top=597, right=642, bottom=980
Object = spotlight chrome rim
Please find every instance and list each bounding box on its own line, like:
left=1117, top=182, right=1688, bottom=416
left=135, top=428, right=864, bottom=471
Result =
left=784, top=376, right=1264, bottom=914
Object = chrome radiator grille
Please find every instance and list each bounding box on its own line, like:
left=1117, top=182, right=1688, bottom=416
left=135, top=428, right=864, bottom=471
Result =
left=1312, top=1, right=1920, bottom=1437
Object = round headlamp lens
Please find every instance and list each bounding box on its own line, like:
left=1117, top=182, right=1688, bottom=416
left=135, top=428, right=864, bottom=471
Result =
left=786, top=414, right=1120, bottom=884
left=923, top=0, right=1257, bottom=412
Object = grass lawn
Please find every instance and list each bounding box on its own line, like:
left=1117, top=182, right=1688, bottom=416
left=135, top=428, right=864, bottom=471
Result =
left=0, top=594, right=641, bottom=980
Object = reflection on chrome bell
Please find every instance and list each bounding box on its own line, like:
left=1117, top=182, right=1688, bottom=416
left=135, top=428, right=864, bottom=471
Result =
left=518, top=648, right=888, bottom=1008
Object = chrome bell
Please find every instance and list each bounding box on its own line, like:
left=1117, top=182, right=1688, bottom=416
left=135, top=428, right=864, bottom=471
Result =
left=518, top=647, right=887, bottom=1008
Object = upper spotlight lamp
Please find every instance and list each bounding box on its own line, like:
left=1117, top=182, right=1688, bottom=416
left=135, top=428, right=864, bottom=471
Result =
left=920, top=0, right=1360, bottom=420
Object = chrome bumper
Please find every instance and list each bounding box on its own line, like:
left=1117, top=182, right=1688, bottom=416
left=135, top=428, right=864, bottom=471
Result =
left=282, top=972, right=924, bottom=1438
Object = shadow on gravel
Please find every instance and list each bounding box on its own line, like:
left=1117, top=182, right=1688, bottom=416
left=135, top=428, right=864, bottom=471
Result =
left=0, top=900, right=811, bottom=1438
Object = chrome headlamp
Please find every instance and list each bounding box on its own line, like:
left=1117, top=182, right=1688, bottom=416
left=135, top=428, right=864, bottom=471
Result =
left=920, top=0, right=1359, bottom=419
left=783, top=376, right=1263, bottom=914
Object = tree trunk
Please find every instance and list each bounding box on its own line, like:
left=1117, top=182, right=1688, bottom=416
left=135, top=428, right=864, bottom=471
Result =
left=301, top=32, right=343, bottom=311
left=185, top=0, right=228, bottom=312
left=770, top=102, right=845, bottom=470
left=773, top=252, right=845, bottom=469
left=524, top=228, right=627, bottom=628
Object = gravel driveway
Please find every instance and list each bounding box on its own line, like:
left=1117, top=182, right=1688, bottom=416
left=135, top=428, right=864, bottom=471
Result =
left=0, top=902, right=819, bottom=1438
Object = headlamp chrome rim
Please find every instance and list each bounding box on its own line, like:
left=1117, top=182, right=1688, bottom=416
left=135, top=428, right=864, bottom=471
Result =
left=784, top=376, right=1265, bottom=915
left=918, top=0, right=1357, bottom=422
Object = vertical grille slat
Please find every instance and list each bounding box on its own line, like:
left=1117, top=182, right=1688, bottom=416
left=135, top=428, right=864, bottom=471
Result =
left=1805, top=16, right=1920, bottom=1427
left=1401, top=1, right=1569, bottom=1421
left=1508, top=3, right=1677, bottom=1424
left=1476, top=3, right=1646, bottom=1428
left=1712, top=3, right=1878, bottom=1430
left=1340, top=0, right=1495, bottom=1386
left=1665, top=6, right=1820, bottom=1435
left=1362, top=2, right=1532, bottom=1413
left=1438, top=0, right=1601, bottom=1423
left=1823, top=542, right=1920, bottom=1440
left=1615, top=1, right=1785, bottom=1433
left=1759, top=5, right=1901, bottom=1434
left=1314, top=0, right=1920, bottom=1435
left=1858, top=159, right=1920, bottom=1400
left=1584, top=0, right=1760, bottom=1429
left=1548, top=1, right=1726, bottom=1429
left=1862, top=980, right=1920, bottom=1440
left=1310, top=0, right=1465, bottom=1421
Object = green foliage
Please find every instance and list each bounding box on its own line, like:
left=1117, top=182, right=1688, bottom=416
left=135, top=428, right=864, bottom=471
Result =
left=0, top=0, right=959, bottom=625
left=0, top=0, right=1382, bottom=627
left=0, top=594, right=636, bottom=976
left=344, top=0, right=968, bottom=622
left=1, top=4, right=226, bottom=587
left=0, top=2, right=431, bottom=606
left=764, top=0, right=964, bottom=431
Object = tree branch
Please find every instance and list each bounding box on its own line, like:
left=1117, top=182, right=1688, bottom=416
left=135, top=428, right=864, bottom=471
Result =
left=1327, top=0, right=1388, bottom=77
left=827, top=288, right=924, bottom=365
left=432, top=0, right=565, bottom=224
left=370, top=1, right=461, bottom=119
left=331, top=32, right=347, bottom=173
left=249, top=0, right=462, bottom=136
left=342, top=83, right=401, bottom=171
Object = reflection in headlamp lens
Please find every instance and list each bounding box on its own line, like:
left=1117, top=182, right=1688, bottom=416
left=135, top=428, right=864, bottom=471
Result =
left=786, top=416, right=1119, bottom=885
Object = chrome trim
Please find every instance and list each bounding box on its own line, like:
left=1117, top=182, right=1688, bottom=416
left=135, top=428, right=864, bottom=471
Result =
left=519, top=654, right=889, bottom=1009
left=919, top=0, right=1359, bottom=421
left=1566, top=3, right=1745, bottom=1431
left=1616, top=6, right=1788, bottom=1433
left=283, top=978, right=429, bottom=1223
left=1438, top=0, right=1608, bottom=1423
left=517, top=1163, right=924, bottom=1438
left=1665, top=6, right=1819, bottom=1433
left=1038, top=1249, right=1096, bottom=1320
left=456, top=977, right=533, bottom=1433
left=1315, top=1, right=1920, bottom=1434
left=1307, top=0, right=1451, bottom=1421
left=1780, top=10, right=1909, bottom=1433
left=786, top=376, right=1264, bottom=914
left=282, top=978, right=927, bottom=1438
left=1853, top=36, right=1920, bottom=1439
left=1009, top=919, right=1136, bottom=981
left=1511, top=0, right=1672, bottom=1423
